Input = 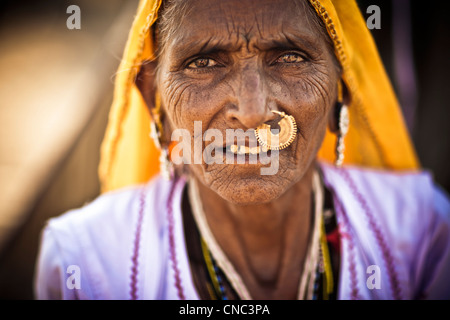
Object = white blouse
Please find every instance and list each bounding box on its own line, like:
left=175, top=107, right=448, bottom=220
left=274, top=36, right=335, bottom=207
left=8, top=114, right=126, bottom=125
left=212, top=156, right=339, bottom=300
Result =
left=34, top=163, right=450, bottom=299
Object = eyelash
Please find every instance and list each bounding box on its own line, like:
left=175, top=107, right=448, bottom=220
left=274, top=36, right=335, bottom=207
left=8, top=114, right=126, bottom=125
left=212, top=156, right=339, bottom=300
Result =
left=272, top=52, right=306, bottom=65
left=186, top=57, right=221, bottom=71
left=184, top=51, right=307, bottom=72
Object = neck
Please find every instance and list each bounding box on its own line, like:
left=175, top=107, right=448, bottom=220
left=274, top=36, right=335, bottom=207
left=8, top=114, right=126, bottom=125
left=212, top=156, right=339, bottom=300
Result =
left=193, top=163, right=316, bottom=299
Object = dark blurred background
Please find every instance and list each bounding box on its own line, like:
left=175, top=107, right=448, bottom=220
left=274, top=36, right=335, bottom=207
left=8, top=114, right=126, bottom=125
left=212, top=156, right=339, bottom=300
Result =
left=0, top=0, right=449, bottom=299
left=358, top=0, right=450, bottom=192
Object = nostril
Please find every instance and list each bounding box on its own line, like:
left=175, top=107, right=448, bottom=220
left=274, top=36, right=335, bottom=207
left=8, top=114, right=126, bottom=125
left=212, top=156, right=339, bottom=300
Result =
left=270, top=121, right=280, bottom=134
left=255, top=111, right=282, bottom=133
left=225, top=101, right=277, bottom=129
left=228, top=115, right=239, bottom=123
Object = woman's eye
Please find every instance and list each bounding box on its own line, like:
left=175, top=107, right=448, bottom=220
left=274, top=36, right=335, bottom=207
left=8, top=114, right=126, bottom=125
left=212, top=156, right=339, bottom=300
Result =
left=275, top=53, right=304, bottom=64
left=187, top=58, right=218, bottom=69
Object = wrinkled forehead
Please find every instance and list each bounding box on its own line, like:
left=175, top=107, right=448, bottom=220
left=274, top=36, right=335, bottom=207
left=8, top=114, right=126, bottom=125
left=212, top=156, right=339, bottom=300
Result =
left=184, top=0, right=312, bottom=33
left=161, top=0, right=328, bottom=55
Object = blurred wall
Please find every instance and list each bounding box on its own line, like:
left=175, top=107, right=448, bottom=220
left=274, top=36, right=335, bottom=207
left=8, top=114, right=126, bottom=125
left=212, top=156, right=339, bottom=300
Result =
left=0, top=0, right=139, bottom=299
left=357, top=0, right=450, bottom=192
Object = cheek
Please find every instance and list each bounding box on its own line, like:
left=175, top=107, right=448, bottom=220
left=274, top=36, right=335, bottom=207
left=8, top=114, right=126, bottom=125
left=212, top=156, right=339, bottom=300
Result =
left=272, top=64, right=337, bottom=162
left=160, top=73, right=194, bottom=130
left=160, top=72, right=224, bottom=133
left=160, top=72, right=231, bottom=167
left=282, top=70, right=335, bottom=136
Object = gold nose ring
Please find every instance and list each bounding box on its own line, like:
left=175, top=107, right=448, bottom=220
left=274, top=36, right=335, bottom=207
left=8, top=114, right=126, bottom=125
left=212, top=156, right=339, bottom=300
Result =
left=255, top=110, right=297, bottom=150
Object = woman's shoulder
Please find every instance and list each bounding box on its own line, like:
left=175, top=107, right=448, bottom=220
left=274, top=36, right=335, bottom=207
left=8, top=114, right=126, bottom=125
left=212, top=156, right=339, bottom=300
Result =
left=48, top=185, right=142, bottom=231
left=320, top=161, right=449, bottom=215
left=35, top=175, right=177, bottom=299
left=47, top=175, right=172, bottom=235
left=320, top=161, right=433, bottom=189
left=320, top=161, right=450, bottom=240
left=320, top=162, right=450, bottom=299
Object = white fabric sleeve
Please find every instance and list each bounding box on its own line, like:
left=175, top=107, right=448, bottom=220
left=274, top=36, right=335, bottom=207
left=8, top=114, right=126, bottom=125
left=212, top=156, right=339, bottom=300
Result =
left=34, top=225, right=78, bottom=300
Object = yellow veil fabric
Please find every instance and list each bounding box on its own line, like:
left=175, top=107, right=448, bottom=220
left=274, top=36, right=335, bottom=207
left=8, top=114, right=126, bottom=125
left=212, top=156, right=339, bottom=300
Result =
left=99, top=0, right=419, bottom=193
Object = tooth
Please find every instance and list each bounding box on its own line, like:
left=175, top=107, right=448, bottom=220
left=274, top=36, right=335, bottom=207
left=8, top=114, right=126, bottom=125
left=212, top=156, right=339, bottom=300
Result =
left=261, top=145, right=269, bottom=153
left=249, top=146, right=259, bottom=155
left=238, top=145, right=249, bottom=155
left=230, top=145, right=238, bottom=154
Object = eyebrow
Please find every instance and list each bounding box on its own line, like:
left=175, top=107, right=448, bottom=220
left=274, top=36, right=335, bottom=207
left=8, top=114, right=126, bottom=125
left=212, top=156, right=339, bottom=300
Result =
left=169, top=30, right=323, bottom=66
left=169, top=36, right=237, bottom=64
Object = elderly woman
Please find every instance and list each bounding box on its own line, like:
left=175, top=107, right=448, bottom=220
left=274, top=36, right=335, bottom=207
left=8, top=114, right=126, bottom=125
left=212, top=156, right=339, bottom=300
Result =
left=35, top=0, right=449, bottom=300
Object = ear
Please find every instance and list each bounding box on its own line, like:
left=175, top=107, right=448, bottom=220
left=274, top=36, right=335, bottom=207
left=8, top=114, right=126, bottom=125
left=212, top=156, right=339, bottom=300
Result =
left=135, top=59, right=173, bottom=144
left=135, top=59, right=158, bottom=116
left=328, top=79, right=351, bottom=133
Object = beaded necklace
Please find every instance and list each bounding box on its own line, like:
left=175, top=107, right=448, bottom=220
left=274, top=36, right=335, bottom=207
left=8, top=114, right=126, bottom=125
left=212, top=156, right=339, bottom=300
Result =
left=200, top=238, right=228, bottom=300
left=189, top=170, right=334, bottom=300
left=129, top=172, right=337, bottom=300
left=199, top=213, right=335, bottom=300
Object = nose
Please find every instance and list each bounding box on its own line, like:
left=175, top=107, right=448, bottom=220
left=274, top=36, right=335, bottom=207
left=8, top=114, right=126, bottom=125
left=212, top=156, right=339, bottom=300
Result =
left=226, top=66, right=274, bottom=129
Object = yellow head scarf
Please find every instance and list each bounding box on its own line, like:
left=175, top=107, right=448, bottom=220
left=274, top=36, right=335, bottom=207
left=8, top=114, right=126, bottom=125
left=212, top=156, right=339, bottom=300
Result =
left=99, top=0, right=419, bottom=192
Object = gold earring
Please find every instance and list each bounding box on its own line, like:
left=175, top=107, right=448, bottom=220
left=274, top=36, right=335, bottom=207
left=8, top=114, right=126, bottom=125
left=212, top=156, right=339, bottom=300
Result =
left=149, top=121, right=161, bottom=149
left=334, top=103, right=349, bottom=167
left=149, top=92, right=173, bottom=180
left=149, top=90, right=163, bottom=148
left=255, top=110, right=297, bottom=150
left=159, top=146, right=174, bottom=180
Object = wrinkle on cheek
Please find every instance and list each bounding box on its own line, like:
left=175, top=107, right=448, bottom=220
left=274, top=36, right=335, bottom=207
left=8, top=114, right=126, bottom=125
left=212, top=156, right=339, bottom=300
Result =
left=297, top=67, right=335, bottom=117
left=303, top=77, right=328, bottom=114
left=284, top=69, right=335, bottom=164
left=162, top=75, right=195, bottom=129
left=266, top=74, right=285, bottom=99
left=162, top=73, right=225, bottom=140
left=294, top=94, right=328, bottom=145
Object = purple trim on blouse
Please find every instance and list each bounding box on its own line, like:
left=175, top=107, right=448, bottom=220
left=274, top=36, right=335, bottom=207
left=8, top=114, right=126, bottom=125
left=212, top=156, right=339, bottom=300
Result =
left=130, top=178, right=187, bottom=300
left=167, top=177, right=186, bottom=300
left=332, top=192, right=361, bottom=300
left=336, top=168, right=403, bottom=300
left=130, top=185, right=147, bottom=300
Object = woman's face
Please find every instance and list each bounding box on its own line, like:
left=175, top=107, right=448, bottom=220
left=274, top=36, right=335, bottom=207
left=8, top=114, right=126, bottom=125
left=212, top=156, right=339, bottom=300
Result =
left=156, top=0, right=340, bottom=204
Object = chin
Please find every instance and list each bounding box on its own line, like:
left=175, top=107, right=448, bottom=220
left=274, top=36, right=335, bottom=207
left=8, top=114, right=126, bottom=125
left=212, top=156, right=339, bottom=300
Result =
left=213, top=175, right=291, bottom=205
